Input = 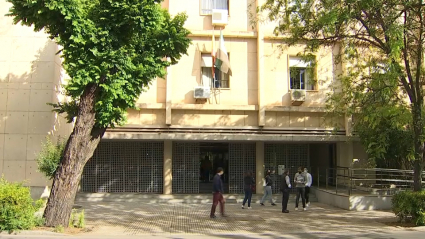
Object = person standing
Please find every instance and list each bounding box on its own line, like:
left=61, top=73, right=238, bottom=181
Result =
left=304, top=167, right=312, bottom=207
left=210, top=167, right=227, bottom=218
left=294, top=167, right=307, bottom=211
left=242, top=171, right=255, bottom=209
left=280, top=169, right=291, bottom=213
left=260, top=170, right=277, bottom=206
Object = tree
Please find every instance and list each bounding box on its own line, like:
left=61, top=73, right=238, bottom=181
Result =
left=6, top=0, right=191, bottom=227
left=260, top=0, right=424, bottom=191
left=327, top=57, right=414, bottom=169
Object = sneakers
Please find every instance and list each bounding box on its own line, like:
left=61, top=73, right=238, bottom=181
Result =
left=260, top=203, right=265, bottom=206
left=307, top=202, right=310, bottom=207
left=303, top=208, right=307, bottom=211
left=295, top=207, right=299, bottom=211
left=210, top=215, right=216, bottom=219
left=271, top=203, right=277, bottom=206
left=282, top=210, right=289, bottom=213
left=242, top=205, right=245, bottom=209
left=248, top=207, right=252, bottom=209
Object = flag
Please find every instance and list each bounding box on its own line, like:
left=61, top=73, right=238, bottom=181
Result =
left=211, top=28, right=216, bottom=81
left=215, top=29, right=232, bottom=76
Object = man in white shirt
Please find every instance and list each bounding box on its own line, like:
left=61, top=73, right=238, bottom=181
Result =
left=304, top=167, right=313, bottom=207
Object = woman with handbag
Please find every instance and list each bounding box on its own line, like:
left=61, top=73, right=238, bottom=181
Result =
left=242, top=171, right=255, bottom=209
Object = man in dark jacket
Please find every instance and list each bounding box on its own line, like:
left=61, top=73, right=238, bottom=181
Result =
left=210, top=167, right=227, bottom=218
left=280, top=169, right=291, bottom=213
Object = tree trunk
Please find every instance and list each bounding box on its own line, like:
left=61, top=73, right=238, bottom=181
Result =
left=44, top=83, right=106, bottom=227
left=412, top=104, right=424, bottom=191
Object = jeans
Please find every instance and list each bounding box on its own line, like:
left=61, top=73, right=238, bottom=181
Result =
left=305, top=186, right=310, bottom=204
left=210, top=192, right=225, bottom=216
left=295, top=187, right=306, bottom=208
left=242, top=188, right=252, bottom=207
left=260, top=186, right=274, bottom=204
left=281, top=189, right=289, bottom=211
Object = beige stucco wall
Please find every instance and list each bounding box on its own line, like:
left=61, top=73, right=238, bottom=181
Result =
left=1, top=2, right=53, bottom=185
left=0, top=1, right=72, bottom=186
left=0, top=0, right=360, bottom=188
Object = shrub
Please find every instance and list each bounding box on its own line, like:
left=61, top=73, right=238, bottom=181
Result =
left=36, top=137, right=66, bottom=179
left=0, top=177, right=44, bottom=233
left=392, top=191, right=425, bottom=226
left=77, top=210, right=85, bottom=229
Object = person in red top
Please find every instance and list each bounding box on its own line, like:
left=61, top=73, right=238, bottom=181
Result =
left=210, top=167, right=227, bottom=218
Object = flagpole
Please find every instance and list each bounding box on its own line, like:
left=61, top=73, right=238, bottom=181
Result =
left=211, top=27, right=215, bottom=89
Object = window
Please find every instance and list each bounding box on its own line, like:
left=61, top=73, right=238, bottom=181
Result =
left=200, top=0, right=229, bottom=15
left=201, top=53, right=230, bottom=88
left=289, top=57, right=315, bottom=90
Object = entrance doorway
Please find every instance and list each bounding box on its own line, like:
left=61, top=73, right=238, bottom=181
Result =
left=199, top=142, right=229, bottom=193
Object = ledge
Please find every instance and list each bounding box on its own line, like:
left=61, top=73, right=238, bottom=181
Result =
left=103, top=132, right=350, bottom=142
left=135, top=103, right=166, bottom=109
left=133, top=103, right=328, bottom=113
left=265, top=106, right=327, bottom=113
left=189, top=30, right=257, bottom=38
left=171, top=104, right=258, bottom=111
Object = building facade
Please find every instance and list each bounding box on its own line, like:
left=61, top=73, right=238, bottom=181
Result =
left=0, top=0, right=367, bottom=195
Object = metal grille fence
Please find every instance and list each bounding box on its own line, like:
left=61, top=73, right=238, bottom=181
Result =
left=228, top=143, right=256, bottom=194
left=264, top=143, right=310, bottom=193
left=81, top=141, right=164, bottom=193
left=172, top=142, right=200, bottom=194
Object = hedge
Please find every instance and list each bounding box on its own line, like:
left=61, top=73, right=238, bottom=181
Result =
left=392, top=191, right=425, bottom=226
left=0, top=177, right=44, bottom=233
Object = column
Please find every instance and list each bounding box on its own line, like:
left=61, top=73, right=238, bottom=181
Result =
left=256, top=0, right=265, bottom=126
left=256, top=141, right=265, bottom=194
left=163, top=140, right=172, bottom=194
left=336, top=141, right=353, bottom=168
left=165, top=65, right=172, bottom=125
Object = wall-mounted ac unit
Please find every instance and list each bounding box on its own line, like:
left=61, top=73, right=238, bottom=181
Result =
left=194, top=86, right=211, bottom=99
left=290, top=89, right=306, bottom=106
left=212, top=9, right=228, bottom=26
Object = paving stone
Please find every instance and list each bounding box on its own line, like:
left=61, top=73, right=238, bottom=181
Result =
left=80, top=201, right=400, bottom=236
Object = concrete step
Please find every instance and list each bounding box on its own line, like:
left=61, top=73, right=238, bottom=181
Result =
left=75, top=192, right=317, bottom=204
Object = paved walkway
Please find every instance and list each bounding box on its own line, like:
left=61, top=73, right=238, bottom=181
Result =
left=76, top=200, right=422, bottom=236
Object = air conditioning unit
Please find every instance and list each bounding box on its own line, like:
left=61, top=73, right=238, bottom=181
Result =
left=194, top=86, right=211, bottom=99
left=290, top=89, right=306, bottom=106
left=212, top=9, right=228, bottom=26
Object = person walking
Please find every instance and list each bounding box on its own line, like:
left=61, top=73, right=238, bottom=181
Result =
left=242, top=171, right=255, bottom=209
left=280, top=169, right=291, bottom=213
left=260, top=170, right=277, bottom=206
left=304, top=167, right=313, bottom=207
left=210, top=167, right=227, bottom=218
left=294, top=167, right=307, bottom=211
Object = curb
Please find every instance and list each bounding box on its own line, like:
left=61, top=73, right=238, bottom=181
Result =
left=0, top=230, right=67, bottom=236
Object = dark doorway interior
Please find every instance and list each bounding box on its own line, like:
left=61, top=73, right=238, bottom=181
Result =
left=199, top=142, right=229, bottom=193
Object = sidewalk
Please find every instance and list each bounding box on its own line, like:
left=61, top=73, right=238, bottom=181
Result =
left=76, top=200, right=423, bottom=236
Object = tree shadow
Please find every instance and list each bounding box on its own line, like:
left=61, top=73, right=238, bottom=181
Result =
left=78, top=201, right=399, bottom=237
left=0, top=27, right=71, bottom=189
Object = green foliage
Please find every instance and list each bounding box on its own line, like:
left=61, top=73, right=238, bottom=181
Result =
left=0, top=177, right=44, bottom=233
left=6, top=0, right=191, bottom=128
left=259, top=0, right=425, bottom=177
left=36, top=137, right=66, bottom=180
left=392, top=191, right=425, bottom=226
left=68, top=209, right=85, bottom=228
left=54, top=224, right=64, bottom=233
left=68, top=209, right=75, bottom=228
left=77, top=209, right=85, bottom=228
